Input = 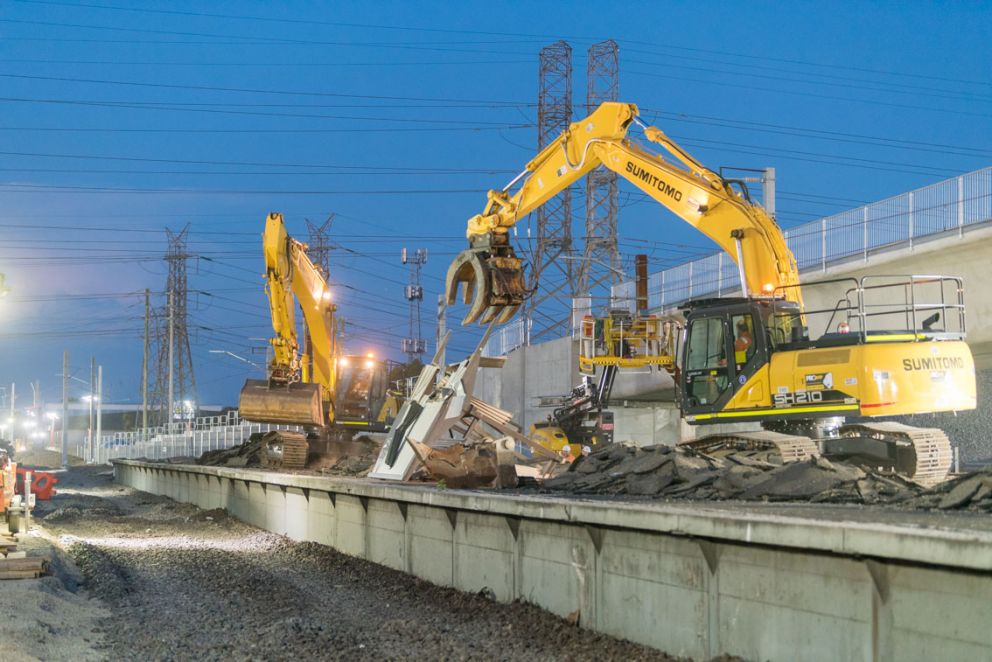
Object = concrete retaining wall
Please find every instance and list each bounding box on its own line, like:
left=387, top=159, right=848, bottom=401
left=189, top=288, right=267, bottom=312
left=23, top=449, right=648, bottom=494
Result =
left=114, top=460, right=992, bottom=661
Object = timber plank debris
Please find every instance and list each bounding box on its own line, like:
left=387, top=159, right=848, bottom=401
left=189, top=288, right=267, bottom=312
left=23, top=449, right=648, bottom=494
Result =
left=1, top=531, right=50, bottom=580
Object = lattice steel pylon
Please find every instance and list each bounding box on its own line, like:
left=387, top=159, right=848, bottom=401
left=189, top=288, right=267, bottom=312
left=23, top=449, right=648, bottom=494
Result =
left=577, top=40, right=621, bottom=307
left=527, top=40, right=577, bottom=342
left=305, top=213, right=335, bottom=281
left=304, top=213, right=335, bottom=370
left=401, top=248, right=427, bottom=361
left=149, top=225, right=197, bottom=426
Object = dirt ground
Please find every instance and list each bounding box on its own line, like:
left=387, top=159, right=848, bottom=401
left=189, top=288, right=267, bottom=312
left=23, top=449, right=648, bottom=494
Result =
left=2, top=466, right=676, bottom=661
left=14, top=449, right=85, bottom=469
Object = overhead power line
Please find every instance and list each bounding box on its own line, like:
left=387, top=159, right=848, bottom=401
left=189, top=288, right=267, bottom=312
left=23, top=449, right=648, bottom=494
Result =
left=12, top=1, right=988, bottom=88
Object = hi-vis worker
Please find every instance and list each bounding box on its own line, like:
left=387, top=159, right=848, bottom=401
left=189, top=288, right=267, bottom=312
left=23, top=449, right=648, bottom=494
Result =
left=734, top=318, right=754, bottom=366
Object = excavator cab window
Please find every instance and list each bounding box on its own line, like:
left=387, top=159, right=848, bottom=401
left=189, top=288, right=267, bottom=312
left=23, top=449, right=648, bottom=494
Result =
left=683, top=316, right=730, bottom=407
left=336, top=357, right=388, bottom=423
left=763, top=302, right=809, bottom=350
left=731, top=314, right=756, bottom=368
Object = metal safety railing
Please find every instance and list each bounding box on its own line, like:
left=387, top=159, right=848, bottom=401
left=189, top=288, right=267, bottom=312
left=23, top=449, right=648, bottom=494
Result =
left=612, top=167, right=992, bottom=313
left=90, top=410, right=299, bottom=464
left=483, top=316, right=532, bottom=357
left=770, top=274, right=967, bottom=343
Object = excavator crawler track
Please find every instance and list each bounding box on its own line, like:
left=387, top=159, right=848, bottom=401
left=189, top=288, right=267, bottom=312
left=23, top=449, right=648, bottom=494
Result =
left=258, top=430, right=309, bottom=471
left=682, top=430, right=820, bottom=464
left=835, top=422, right=952, bottom=487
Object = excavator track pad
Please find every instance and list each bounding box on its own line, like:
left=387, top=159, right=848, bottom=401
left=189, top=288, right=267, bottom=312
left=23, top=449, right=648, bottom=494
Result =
left=682, top=430, right=820, bottom=464
left=445, top=247, right=526, bottom=326
left=258, top=430, right=309, bottom=471
left=831, top=422, right=953, bottom=487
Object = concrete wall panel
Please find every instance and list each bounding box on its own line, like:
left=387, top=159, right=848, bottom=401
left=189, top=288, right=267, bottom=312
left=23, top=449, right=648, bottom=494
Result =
left=306, top=492, right=336, bottom=548
left=334, top=495, right=368, bottom=559
left=597, top=529, right=708, bottom=658
left=283, top=488, right=309, bottom=541
left=263, top=484, right=288, bottom=536
left=366, top=499, right=406, bottom=572
left=716, top=546, right=872, bottom=662
left=407, top=505, right=455, bottom=587
left=452, top=512, right=516, bottom=602
left=517, top=519, right=594, bottom=622
left=887, top=564, right=992, bottom=655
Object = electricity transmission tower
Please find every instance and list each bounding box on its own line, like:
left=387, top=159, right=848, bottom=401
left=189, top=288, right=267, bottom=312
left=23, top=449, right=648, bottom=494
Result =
left=401, top=248, right=427, bottom=362
left=149, top=225, right=197, bottom=427
left=528, top=40, right=577, bottom=342
left=577, top=39, right=622, bottom=306
left=305, top=214, right=337, bottom=366
left=306, top=214, right=335, bottom=280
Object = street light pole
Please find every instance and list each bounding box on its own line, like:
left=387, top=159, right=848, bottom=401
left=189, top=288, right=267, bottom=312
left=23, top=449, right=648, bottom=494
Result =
left=61, top=351, right=69, bottom=469
left=89, top=356, right=96, bottom=460
left=95, top=365, right=102, bottom=465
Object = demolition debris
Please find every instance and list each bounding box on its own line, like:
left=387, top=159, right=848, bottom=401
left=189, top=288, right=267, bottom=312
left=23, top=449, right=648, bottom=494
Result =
left=543, top=442, right=992, bottom=511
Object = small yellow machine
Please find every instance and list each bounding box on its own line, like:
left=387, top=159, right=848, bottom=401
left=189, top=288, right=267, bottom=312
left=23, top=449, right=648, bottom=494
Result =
left=446, top=102, right=975, bottom=484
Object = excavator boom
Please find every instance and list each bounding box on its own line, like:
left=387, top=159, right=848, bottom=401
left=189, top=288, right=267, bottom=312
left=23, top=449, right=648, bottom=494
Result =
left=446, top=102, right=801, bottom=325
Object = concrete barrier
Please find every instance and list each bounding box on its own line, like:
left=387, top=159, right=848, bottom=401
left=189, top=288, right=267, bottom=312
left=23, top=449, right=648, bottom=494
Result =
left=113, top=460, right=992, bottom=661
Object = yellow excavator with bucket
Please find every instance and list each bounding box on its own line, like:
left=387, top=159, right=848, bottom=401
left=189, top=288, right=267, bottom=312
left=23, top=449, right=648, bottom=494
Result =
left=446, top=102, right=976, bottom=485
left=238, top=213, right=396, bottom=469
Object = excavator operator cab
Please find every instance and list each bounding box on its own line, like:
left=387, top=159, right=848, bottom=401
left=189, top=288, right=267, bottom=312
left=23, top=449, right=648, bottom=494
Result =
left=679, top=298, right=805, bottom=417
left=335, top=355, right=390, bottom=432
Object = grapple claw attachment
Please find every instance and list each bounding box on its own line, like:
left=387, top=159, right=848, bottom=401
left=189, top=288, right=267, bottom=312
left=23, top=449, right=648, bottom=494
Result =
left=445, top=246, right=526, bottom=326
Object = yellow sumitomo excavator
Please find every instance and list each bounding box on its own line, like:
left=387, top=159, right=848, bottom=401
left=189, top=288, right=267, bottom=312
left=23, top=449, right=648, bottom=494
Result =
left=446, top=102, right=976, bottom=484
left=239, top=213, right=394, bottom=469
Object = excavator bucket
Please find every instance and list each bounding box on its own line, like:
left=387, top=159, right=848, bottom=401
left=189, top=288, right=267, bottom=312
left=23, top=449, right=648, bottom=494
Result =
left=238, top=379, right=326, bottom=427
left=445, top=248, right=526, bottom=326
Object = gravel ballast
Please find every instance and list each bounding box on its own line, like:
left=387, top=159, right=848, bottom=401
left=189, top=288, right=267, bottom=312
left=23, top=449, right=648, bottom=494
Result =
left=34, top=466, right=675, bottom=661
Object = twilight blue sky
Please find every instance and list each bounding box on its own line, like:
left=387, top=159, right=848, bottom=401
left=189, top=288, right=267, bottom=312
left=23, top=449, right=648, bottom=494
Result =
left=0, top=0, right=989, bottom=409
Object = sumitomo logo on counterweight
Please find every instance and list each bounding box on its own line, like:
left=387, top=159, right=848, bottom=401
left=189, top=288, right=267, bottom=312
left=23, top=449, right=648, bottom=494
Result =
left=625, top=162, right=683, bottom=201
left=902, top=356, right=965, bottom=371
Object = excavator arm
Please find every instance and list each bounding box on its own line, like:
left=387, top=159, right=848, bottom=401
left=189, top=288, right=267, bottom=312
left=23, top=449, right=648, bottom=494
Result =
left=261, top=212, right=338, bottom=395
left=446, top=102, right=801, bottom=325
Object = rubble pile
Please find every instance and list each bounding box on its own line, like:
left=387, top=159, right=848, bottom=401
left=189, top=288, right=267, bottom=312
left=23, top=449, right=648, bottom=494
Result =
left=197, top=433, right=380, bottom=476
left=197, top=432, right=274, bottom=468
left=906, top=468, right=992, bottom=511
left=544, top=443, right=992, bottom=510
